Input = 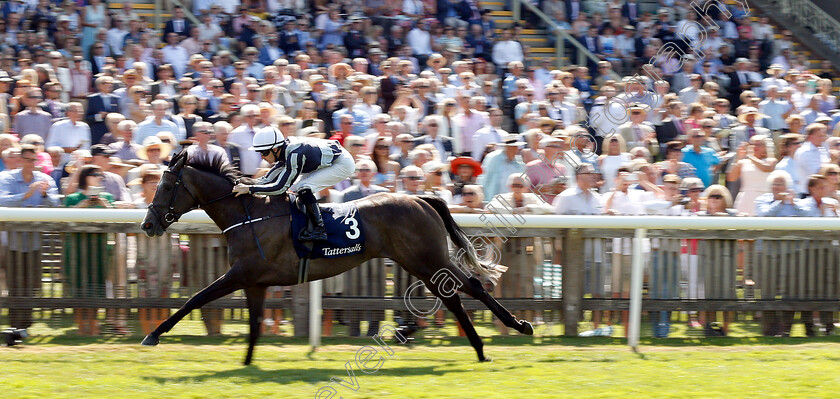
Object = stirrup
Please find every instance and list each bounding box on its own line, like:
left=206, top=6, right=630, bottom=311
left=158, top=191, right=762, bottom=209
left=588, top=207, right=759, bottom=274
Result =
left=299, top=203, right=328, bottom=241
left=300, top=226, right=327, bottom=241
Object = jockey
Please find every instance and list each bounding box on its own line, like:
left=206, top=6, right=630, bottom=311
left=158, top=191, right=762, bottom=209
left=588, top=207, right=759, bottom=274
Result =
left=232, top=125, right=356, bottom=241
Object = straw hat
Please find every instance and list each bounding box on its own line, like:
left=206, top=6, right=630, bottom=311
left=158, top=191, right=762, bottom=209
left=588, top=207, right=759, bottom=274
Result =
left=64, top=149, right=93, bottom=174
left=766, top=64, right=784, bottom=74
left=422, top=160, right=450, bottom=174
left=137, top=136, right=173, bottom=161
left=426, top=53, right=445, bottom=68
left=501, top=135, right=527, bottom=147
left=737, top=107, right=768, bottom=124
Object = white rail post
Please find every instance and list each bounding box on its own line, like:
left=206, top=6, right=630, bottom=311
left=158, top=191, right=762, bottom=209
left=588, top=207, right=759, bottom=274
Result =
left=309, top=279, right=322, bottom=349
left=628, top=228, right=647, bottom=350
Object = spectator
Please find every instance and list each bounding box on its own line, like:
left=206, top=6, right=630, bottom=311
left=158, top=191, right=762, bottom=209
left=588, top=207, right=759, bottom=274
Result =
left=85, top=76, right=119, bottom=145
left=415, top=115, right=455, bottom=161
left=681, top=128, right=721, bottom=188
left=488, top=173, right=553, bottom=214
left=553, top=163, right=602, bottom=215
left=449, top=183, right=487, bottom=213
left=340, top=159, right=389, bottom=202
left=46, top=102, right=91, bottom=164
left=793, top=123, right=829, bottom=197
left=491, top=29, right=523, bottom=74
left=727, top=135, right=777, bottom=215
left=14, top=88, right=52, bottom=140
left=135, top=100, right=181, bottom=145
left=0, top=145, right=59, bottom=332
left=599, top=135, right=632, bottom=193
left=479, top=135, right=526, bottom=201
left=422, top=160, right=454, bottom=203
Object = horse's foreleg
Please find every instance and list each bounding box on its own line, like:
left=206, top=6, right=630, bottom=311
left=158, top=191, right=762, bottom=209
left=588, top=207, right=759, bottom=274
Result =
left=437, top=293, right=489, bottom=362
left=243, top=286, right=267, bottom=366
left=141, top=269, right=242, bottom=346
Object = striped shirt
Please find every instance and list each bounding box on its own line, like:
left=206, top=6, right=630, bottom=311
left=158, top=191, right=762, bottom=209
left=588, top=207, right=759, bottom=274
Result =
left=249, top=137, right=342, bottom=196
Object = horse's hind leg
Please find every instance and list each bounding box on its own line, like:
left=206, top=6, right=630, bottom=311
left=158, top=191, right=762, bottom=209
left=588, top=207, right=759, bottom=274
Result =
left=141, top=267, right=242, bottom=346
left=436, top=292, right=489, bottom=362
left=440, top=263, right=534, bottom=336
left=243, top=286, right=267, bottom=366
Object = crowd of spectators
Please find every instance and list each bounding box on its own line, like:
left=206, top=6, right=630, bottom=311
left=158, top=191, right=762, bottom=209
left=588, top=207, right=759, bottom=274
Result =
left=0, top=0, right=839, bottom=336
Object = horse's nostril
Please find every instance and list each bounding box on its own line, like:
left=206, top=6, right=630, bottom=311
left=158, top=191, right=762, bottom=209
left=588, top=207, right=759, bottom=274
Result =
left=143, top=222, right=153, bottom=230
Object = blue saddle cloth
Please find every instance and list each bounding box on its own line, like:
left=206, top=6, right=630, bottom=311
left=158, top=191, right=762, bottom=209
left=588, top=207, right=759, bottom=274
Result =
left=290, top=201, right=365, bottom=259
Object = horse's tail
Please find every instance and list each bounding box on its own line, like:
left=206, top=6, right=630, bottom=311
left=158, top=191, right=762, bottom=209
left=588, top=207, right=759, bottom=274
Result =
left=417, top=196, right=507, bottom=286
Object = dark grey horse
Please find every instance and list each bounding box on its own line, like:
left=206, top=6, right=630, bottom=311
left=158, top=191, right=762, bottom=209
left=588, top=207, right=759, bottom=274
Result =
left=140, top=151, right=533, bottom=365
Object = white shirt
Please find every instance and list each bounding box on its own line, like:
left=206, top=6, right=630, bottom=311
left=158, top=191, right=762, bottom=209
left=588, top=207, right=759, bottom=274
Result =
left=492, top=40, right=524, bottom=67
left=45, top=119, right=92, bottom=164
left=107, top=28, right=129, bottom=55
left=407, top=28, right=432, bottom=56
left=162, top=45, right=190, bottom=78
left=793, top=141, right=830, bottom=194
left=472, top=126, right=509, bottom=161
left=553, top=186, right=603, bottom=215
left=229, top=124, right=261, bottom=176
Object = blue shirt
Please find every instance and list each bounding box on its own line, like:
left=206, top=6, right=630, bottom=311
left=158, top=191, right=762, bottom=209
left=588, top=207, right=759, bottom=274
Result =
left=681, top=146, right=720, bottom=187
left=332, top=107, right=372, bottom=136
left=754, top=193, right=806, bottom=217
left=0, top=169, right=60, bottom=252
left=0, top=169, right=60, bottom=208
left=134, top=118, right=182, bottom=144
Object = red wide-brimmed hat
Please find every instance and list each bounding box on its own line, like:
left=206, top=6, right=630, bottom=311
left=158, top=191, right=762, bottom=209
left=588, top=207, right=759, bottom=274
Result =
left=450, top=156, right=483, bottom=177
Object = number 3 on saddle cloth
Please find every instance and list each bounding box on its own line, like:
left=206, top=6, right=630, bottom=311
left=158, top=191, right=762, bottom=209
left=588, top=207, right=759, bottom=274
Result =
left=290, top=200, right=365, bottom=259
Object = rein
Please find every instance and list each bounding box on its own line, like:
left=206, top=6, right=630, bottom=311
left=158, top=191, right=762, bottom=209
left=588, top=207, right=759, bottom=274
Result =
left=148, top=168, right=235, bottom=225
left=150, top=167, right=288, bottom=261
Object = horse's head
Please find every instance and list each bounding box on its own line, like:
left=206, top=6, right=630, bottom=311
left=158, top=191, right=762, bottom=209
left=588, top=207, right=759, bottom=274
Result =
left=142, top=151, right=198, bottom=237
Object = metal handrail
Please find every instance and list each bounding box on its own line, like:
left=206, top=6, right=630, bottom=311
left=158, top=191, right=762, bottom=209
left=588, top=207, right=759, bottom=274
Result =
left=512, top=0, right=601, bottom=68
left=778, top=0, right=840, bottom=53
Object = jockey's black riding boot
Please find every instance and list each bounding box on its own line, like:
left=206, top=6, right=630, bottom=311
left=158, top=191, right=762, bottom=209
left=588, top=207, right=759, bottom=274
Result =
left=298, top=188, right=327, bottom=241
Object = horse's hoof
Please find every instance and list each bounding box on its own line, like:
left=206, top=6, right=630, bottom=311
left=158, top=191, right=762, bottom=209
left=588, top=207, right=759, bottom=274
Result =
left=480, top=357, right=493, bottom=363
left=521, top=321, right=534, bottom=335
left=141, top=335, right=159, bottom=346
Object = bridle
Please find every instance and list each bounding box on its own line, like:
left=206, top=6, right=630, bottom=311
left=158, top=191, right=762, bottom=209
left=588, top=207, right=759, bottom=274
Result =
left=147, top=166, right=233, bottom=227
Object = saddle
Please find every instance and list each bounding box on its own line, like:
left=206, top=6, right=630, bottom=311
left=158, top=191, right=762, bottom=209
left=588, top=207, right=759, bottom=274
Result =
left=289, top=200, right=365, bottom=260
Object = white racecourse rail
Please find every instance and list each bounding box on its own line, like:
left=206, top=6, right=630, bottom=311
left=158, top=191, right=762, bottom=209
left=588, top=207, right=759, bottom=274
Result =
left=2, top=208, right=839, bottom=348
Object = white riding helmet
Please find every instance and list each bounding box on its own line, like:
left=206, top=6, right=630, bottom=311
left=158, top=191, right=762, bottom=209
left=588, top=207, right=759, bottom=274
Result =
left=249, top=126, right=286, bottom=151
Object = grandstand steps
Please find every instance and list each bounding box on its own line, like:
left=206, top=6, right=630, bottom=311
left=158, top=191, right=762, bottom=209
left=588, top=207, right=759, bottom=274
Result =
left=109, top=2, right=170, bottom=30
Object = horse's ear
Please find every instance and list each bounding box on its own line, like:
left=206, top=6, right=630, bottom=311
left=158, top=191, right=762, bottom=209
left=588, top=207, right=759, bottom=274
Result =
left=171, top=150, right=188, bottom=170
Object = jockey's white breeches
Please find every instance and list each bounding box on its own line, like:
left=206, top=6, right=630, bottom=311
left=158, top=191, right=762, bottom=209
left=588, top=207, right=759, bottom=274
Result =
left=291, top=149, right=355, bottom=194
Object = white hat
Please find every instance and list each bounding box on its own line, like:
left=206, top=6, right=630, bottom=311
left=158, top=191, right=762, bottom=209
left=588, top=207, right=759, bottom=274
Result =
left=138, top=136, right=173, bottom=160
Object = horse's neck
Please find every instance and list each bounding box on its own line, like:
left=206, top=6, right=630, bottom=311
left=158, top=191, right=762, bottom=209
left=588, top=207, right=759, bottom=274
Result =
left=188, top=170, right=241, bottom=230
left=189, top=170, right=289, bottom=231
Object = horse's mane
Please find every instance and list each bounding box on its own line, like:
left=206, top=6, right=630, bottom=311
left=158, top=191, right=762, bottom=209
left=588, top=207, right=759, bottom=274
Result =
left=178, top=149, right=244, bottom=185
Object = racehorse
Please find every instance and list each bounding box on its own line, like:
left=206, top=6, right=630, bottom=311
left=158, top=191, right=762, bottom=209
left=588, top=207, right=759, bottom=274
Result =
left=140, top=151, right=534, bottom=365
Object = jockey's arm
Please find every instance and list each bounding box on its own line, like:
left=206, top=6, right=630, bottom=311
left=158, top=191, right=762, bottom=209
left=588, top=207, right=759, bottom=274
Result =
left=247, top=152, right=306, bottom=196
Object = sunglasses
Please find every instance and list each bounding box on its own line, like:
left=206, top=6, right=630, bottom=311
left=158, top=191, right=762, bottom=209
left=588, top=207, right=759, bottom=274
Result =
left=511, top=183, right=525, bottom=188
left=708, top=194, right=723, bottom=199
left=405, top=176, right=423, bottom=181
left=375, top=145, right=389, bottom=149
left=432, top=171, right=443, bottom=176
left=358, top=168, right=373, bottom=172
left=463, top=192, right=476, bottom=196
left=259, top=149, right=272, bottom=156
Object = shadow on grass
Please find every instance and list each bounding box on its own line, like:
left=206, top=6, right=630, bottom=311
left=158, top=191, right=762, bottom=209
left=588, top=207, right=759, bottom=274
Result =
left=17, top=331, right=840, bottom=349
left=140, top=364, right=469, bottom=385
